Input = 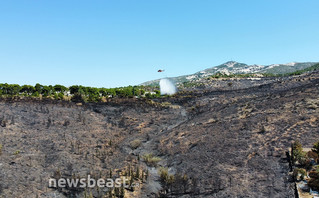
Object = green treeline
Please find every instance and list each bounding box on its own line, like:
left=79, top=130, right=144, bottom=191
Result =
left=0, top=83, right=161, bottom=102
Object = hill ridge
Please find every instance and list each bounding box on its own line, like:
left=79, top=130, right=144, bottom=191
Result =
left=141, top=61, right=318, bottom=86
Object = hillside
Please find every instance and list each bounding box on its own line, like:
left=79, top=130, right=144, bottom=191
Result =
left=141, top=61, right=318, bottom=86
left=1, top=71, right=319, bottom=197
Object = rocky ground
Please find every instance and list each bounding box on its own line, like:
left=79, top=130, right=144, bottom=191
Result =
left=0, top=71, right=319, bottom=198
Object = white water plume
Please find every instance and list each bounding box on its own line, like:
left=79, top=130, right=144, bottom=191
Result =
left=160, top=78, right=177, bottom=95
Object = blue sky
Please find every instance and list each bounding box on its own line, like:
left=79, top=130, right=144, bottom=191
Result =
left=0, top=0, right=318, bottom=88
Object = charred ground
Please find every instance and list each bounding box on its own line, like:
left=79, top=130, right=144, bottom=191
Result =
left=1, top=71, right=319, bottom=198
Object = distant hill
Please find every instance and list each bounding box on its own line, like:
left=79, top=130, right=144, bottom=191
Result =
left=141, top=61, right=318, bottom=86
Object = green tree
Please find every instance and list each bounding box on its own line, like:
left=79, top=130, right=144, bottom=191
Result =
left=41, top=86, right=52, bottom=97
left=35, top=83, right=43, bottom=94
left=145, top=93, right=152, bottom=98
left=54, top=84, right=68, bottom=93
left=291, top=140, right=306, bottom=165
left=6, top=84, right=21, bottom=95
left=32, top=91, right=40, bottom=97
left=108, top=89, right=116, bottom=98
left=154, top=90, right=160, bottom=97
left=140, top=89, right=145, bottom=95
left=70, top=85, right=88, bottom=102
left=132, top=86, right=141, bottom=96
left=87, top=87, right=100, bottom=102
left=0, top=83, right=8, bottom=95
left=69, top=85, right=80, bottom=95
left=0, top=84, right=6, bottom=95
left=21, top=85, right=35, bottom=95
left=99, top=88, right=108, bottom=97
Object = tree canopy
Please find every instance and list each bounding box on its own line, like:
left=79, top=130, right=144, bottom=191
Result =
left=0, top=83, right=162, bottom=102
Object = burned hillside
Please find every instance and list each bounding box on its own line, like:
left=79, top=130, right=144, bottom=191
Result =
left=1, top=71, right=319, bottom=197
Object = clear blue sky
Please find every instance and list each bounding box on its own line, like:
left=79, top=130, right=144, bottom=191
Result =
left=0, top=0, right=318, bottom=88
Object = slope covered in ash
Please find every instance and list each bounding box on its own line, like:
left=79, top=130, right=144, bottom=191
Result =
left=0, top=72, right=319, bottom=198
left=156, top=72, right=319, bottom=197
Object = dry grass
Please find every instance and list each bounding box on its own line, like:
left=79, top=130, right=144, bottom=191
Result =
left=142, top=153, right=161, bottom=166
left=130, top=139, right=141, bottom=150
